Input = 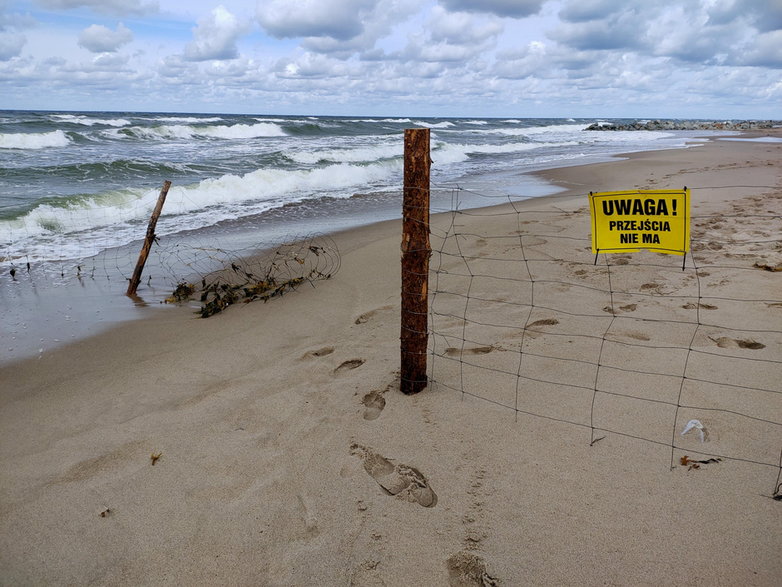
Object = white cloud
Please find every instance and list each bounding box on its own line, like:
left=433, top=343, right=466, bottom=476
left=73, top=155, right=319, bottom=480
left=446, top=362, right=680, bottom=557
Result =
left=34, top=0, right=158, bottom=16
left=558, top=0, right=632, bottom=22
left=184, top=5, right=249, bottom=61
left=396, top=5, right=503, bottom=67
left=0, top=31, right=25, bottom=60
left=0, top=0, right=35, bottom=61
left=548, top=5, right=648, bottom=51
left=439, top=0, right=545, bottom=18
left=493, top=41, right=549, bottom=79
left=256, top=0, right=420, bottom=58
left=91, top=51, right=129, bottom=69
left=551, top=0, right=781, bottom=71
left=429, top=6, right=502, bottom=45
left=735, top=30, right=782, bottom=68
left=157, top=54, right=189, bottom=77
left=1, top=0, right=779, bottom=116
left=706, top=0, right=782, bottom=32
left=78, top=23, right=133, bottom=53
left=274, top=52, right=347, bottom=78
left=258, top=0, right=369, bottom=40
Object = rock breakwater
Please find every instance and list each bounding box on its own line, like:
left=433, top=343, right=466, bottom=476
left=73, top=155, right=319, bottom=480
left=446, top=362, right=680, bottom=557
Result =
left=585, top=120, right=779, bottom=131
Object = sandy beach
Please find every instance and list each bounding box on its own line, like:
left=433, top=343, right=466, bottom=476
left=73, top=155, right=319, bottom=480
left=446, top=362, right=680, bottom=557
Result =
left=1, top=132, right=780, bottom=585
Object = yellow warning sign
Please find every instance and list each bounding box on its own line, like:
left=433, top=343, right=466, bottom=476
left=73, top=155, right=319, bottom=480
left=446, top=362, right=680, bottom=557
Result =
left=588, top=189, right=690, bottom=255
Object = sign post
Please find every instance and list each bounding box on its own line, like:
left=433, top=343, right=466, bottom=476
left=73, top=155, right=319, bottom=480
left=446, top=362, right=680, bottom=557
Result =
left=589, top=188, right=690, bottom=266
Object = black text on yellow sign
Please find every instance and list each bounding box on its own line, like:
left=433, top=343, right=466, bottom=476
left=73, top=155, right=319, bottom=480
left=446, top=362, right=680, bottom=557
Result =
left=588, top=189, right=690, bottom=255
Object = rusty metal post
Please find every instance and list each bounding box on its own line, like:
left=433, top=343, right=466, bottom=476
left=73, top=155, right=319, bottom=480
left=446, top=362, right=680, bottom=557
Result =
left=126, top=180, right=171, bottom=296
left=400, top=129, right=430, bottom=394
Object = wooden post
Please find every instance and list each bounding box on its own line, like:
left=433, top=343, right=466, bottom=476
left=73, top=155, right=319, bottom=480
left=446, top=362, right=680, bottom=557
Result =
left=126, top=180, right=171, bottom=296
left=400, top=129, right=430, bottom=395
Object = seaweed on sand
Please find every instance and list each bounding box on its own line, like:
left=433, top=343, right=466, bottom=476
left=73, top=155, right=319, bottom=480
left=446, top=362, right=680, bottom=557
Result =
left=165, top=237, right=339, bottom=318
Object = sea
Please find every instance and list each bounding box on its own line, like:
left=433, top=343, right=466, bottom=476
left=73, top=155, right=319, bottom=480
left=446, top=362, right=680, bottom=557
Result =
left=0, top=111, right=719, bottom=363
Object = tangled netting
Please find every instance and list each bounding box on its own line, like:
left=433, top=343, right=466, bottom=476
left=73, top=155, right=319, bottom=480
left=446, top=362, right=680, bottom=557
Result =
left=1, top=233, right=340, bottom=322
left=161, top=235, right=341, bottom=317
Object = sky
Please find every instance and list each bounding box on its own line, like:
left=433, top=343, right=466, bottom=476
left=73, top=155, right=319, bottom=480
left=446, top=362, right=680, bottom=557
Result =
left=0, top=0, right=780, bottom=117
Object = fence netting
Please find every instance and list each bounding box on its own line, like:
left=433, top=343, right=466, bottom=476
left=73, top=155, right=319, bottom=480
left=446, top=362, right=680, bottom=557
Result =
left=1, top=184, right=341, bottom=316
left=428, top=184, right=782, bottom=497
left=2, top=231, right=340, bottom=318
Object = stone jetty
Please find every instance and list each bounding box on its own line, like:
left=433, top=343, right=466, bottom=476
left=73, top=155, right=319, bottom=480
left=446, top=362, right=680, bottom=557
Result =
left=585, top=119, right=778, bottom=131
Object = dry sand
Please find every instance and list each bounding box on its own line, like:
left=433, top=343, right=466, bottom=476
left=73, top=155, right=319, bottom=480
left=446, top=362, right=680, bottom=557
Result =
left=1, top=132, right=781, bottom=585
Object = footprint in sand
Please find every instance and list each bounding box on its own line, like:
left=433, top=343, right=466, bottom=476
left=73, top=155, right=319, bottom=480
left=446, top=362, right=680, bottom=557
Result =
left=362, top=389, right=386, bottom=420
left=445, top=346, right=494, bottom=356
left=302, top=346, right=335, bottom=359
left=602, top=304, right=636, bottom=314
left=616, top=331, right=651, bottom=342
left=350, top=443, right=437, bottom=508
left=334, top=359, right=365, bottom=373
left=527, top=318, right=559, bottom=328
left=682, top=303, right=718, bottom=310
left=446, top=551, right=499, bottom=587
left=708, top=337, right=765, bottom=350
left=521, top=236, right=548, bottom=247
left=354, top=305, right=394, bottom=324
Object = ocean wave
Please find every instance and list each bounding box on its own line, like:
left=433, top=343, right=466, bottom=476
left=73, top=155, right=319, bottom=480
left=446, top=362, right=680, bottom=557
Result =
left=413, top=121, right=455, bottom=129
left=169, top=160, right=397, bottom=215
left=287, top=142, right=401, bottom=165
left=1, top=160, right=399, bottom=262
left=347, top=118, right=412, bottom=124
left=0, top=130, right=72, bottom=149
left=50, top=114, right=131, bottom=127
left=588, top=130, right=674, bottom=142
left=2, top=159, right=196, bottom=183
left=487, top=124, right=588, bottom=136
left=194, top=122, right=288, bottom=139
left=154, top=116, right=224, bottom=123
left=284, top=121, right=346, bottom=136
left=108, top=122, right=287, bottom=141
left=433, top=141, right=578, bottom=164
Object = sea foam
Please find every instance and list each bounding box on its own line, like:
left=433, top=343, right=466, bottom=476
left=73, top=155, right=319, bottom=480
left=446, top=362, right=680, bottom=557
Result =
left=0, top=130, right=72, bottom=150
left=51, top=114, right=131, bottom=127
left=110, top=122, right=287, bottom=141
left=288, top=142, right=401, bottom=165
left=1, top=159, right=399, bottom=262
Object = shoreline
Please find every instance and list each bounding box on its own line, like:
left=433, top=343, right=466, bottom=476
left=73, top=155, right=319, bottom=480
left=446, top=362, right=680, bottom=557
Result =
left=1, top=131, right=780, bottom=585
left=0, top=129, right=774, bottom=367
left=533, top=127, right=782, bottom=198
left=2, top=130, right=688, bottom=367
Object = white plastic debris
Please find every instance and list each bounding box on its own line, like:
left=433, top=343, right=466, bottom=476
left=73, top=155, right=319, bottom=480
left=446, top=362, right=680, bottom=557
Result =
left=681, top=419, right=708, bottom=442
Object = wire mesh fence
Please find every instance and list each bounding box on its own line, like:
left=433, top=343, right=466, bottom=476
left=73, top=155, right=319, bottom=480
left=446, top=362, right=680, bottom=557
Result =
left=428, top=184, right=782, bottom=497
left=1, top=181, right=341, bottom=315
left=2, top=231, right=341, bottom=317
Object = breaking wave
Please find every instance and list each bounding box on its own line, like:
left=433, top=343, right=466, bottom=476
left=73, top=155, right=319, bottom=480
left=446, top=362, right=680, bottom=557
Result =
left=1, top=159, right=399, bottom=261
left=0, top=130, right=72, bottom=150
left=109, top=122, right=287, bottom=141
